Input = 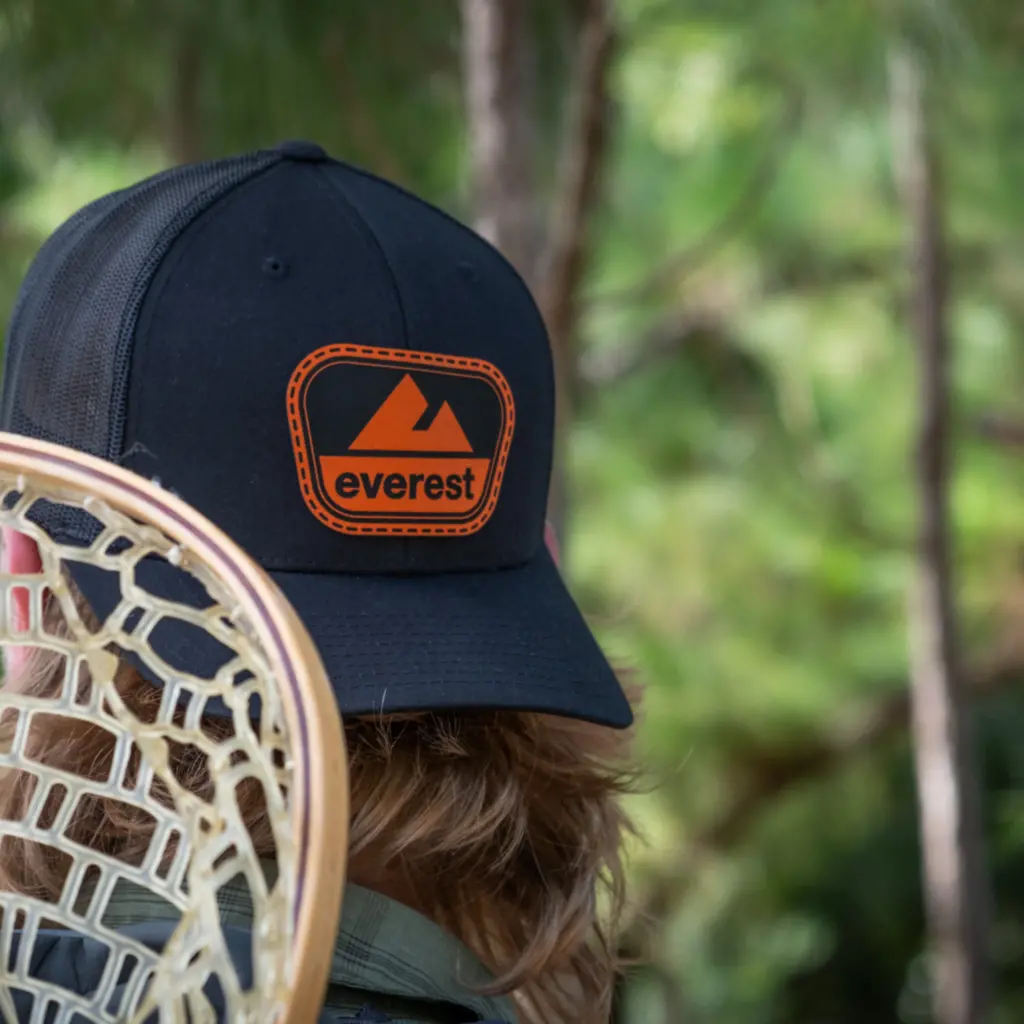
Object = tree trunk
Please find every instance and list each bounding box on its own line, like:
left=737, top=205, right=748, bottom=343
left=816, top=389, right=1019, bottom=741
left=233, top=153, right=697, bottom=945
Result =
left=888, top=44, right=991, bottom=1024
left=459, top=0, right=539, bottom=282
left=168, top=31, right=202, bottom=164
left=537, top=0, right=614, bottom=544
left=460, top=0, right=614, bottom=548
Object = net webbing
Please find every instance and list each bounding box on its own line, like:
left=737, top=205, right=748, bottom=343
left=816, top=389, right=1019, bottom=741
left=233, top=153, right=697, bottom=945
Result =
left=0, top=472, right=299, bottom=1023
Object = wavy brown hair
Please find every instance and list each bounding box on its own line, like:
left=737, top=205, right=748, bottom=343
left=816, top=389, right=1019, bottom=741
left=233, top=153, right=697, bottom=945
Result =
left=0, top=587, right=635, bottom=1023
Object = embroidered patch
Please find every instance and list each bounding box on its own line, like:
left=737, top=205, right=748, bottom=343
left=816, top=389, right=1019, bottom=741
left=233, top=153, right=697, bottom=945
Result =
left=288, top=346, right=515, bottom=536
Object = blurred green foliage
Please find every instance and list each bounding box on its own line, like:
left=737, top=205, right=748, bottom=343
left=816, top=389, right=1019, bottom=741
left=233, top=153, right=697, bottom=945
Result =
left=1, top=1, right=1023, bottom=1020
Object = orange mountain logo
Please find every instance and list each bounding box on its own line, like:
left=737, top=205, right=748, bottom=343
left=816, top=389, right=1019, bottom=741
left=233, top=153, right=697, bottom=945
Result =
left=349, top=374, right=473, bottom=453
left=287, top=346, right=515, bottom=536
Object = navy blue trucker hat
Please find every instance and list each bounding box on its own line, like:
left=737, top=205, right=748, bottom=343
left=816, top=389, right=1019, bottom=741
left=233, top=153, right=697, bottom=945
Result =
left=0, top=141, right=631, bottom=729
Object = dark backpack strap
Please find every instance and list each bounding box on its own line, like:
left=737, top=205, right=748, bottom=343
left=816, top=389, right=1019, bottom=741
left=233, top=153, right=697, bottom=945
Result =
left=325, top=984, right=508, bottom=1023
left=331, top=1009, right=510, bottom=1024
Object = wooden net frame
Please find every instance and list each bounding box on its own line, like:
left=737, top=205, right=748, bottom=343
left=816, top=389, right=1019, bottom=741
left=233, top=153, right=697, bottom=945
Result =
left=0, top=435, right=347, bottom=1023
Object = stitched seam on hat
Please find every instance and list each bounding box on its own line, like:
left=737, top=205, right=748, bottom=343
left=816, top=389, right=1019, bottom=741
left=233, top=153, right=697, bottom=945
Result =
left=324, top=160, right=555, bottom=514
left=330, top=159, right=544, bottom=335
left=6, top=157, right=212, bottom=357
left=125, top=161, right=282, bottom=463
left=313, top=165, right=410, bottom=349
left=108, top=154, right=279, bottom=462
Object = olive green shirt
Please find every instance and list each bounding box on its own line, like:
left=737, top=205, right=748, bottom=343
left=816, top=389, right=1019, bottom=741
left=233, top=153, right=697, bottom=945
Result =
left=102, top=877, right=517, bottom=1023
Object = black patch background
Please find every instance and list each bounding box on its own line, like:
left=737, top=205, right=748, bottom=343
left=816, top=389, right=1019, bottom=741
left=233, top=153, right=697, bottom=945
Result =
left=304, top=360, right=503, bottom=458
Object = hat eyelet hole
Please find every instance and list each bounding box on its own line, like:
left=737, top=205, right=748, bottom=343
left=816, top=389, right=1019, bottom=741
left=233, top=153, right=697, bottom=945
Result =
left=457, top=261, right=480, bottom=284
left=262, top=257, right=288, bottom=279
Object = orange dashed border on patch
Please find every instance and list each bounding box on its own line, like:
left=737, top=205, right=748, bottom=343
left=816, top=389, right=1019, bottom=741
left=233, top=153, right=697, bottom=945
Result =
left=287, top=345, right=516, bottom=537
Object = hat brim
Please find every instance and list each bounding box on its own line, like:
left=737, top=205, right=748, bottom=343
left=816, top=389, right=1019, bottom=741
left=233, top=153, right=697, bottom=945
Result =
left=67, top=546, right=632, bottom=730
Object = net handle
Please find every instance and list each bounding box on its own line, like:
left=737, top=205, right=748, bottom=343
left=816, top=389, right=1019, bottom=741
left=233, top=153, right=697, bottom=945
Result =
left=0, top=432, right=348, bottom=1024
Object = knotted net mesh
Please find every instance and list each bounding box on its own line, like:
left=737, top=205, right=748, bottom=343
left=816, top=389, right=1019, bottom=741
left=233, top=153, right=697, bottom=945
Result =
left=0, top=466, right=305, bottom=1023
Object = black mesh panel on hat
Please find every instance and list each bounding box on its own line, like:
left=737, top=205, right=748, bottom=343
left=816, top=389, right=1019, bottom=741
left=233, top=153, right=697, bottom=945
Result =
left=1, top=151, right=278, bottom=460
left=0, top=151, right=278, bottom=542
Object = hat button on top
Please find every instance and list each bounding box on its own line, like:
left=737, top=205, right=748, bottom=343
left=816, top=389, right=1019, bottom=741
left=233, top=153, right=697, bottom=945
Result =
left=275, top=140, right=328, bottom=162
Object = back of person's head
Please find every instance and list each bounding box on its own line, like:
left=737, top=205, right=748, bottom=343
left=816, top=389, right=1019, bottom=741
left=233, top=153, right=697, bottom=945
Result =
left=0, top=143, right=639, bottom=1022
left=0, top=570, right=634, bottom=1023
